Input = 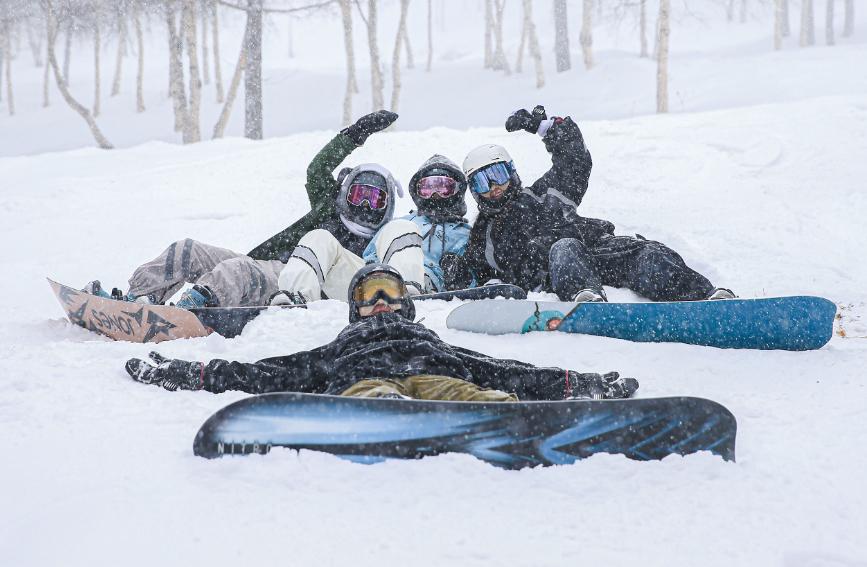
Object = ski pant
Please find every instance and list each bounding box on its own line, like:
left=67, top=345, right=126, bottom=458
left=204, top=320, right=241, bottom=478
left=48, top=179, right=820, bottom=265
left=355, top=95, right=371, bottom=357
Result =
left=368, top=219, right=428, bottom=292
left=548, top=235, right=715, bottom=302
left=277, top=229, right=366, bottom=301
left=127, top=238, right=285, bottom=306
left=341, top=375, right=518, bottom=402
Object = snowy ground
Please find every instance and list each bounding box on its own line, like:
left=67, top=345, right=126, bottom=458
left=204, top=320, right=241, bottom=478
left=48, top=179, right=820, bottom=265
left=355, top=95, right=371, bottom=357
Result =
left=2, top=3, right=867, bottom=566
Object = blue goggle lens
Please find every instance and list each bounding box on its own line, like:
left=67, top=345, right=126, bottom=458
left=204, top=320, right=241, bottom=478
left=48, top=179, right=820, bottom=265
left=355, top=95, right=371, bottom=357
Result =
left=470, top=162, right=513, bottom=194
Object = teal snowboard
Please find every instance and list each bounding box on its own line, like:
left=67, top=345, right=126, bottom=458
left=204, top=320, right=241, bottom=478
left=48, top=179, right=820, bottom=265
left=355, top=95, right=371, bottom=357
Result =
left=446, top=296, right=837, bottom=350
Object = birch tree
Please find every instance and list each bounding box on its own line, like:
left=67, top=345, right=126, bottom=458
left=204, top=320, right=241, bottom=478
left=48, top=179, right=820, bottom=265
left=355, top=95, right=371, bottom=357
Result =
left=43, top=32, right=51, bottom=106
left=62, top=19, right=71, bottom=84
left=774, top=0, right=784, bottom=50
left=211, top=0, right=224, bottom=103
left=166, top=0, right=188, bottom=132
left=656, top=0, right=670, bottom=113
left=26, top=18, right=44, bottom=66
left=825, top=0, right=834, bottom=45
left=781, top=0, right=790, bottom=36
left=484, top=0, right=492, bottom=68
left=580, top=0, right=593, bottom=69
left=425, top=0, right=432, bottom=71
left=200, top=0, right=210, bottom=85
left=110, top=6, right=126, bottom=97
left=390, top=0, right=410, bottom=113
left=92, top=10, right=101, bottom=117
left=553, top=0, right=570, bottom=72
left=243, top=0, right=263, bottom=139
left=339, top=0, right=356, bottom=125
left=183, top=0, right=201, bottom=142
left=133, top=0, right=145, bottom=112
left=2, top=23, right=13, bottom=115
left=639, top=0, right=648, bottom=57
left=212, top=29, right=246, bottom=138
left=491, top=0, right=510, bottom=74
left=843, top=0, right=854, bottom=37
left=520, top=0, right=543, bottom=87
left=740, top=0, right=747, bottom=23
left=800, top=0, right=814, bottom=46
left=365, top=0, right=384, bottom=110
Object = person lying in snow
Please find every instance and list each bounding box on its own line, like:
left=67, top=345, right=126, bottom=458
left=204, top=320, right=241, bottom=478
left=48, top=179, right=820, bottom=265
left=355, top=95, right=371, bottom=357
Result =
left=125, top=264, right=638, bottom=402
left=461, top=104, right=735, bottom=303
left=82, top=110, right=400, bottom=309
left=361, top=154, right=476, bottom=294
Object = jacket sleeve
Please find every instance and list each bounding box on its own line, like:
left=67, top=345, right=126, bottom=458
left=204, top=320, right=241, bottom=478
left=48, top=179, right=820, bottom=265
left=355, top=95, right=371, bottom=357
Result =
left=449, top=345, right=571, bottom=401
left=528, top=117, right=593, bottom=209
left=201, top=348, right=330, bottom=394
left=305, top=132, right=359, bottom=211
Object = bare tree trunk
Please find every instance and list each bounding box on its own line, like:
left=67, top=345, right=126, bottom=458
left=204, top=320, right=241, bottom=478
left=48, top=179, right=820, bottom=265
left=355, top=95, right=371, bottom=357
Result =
left=843, top=0, right=854, bottom=37
left=727, top=0, right=734, bottom=22
left=740, top=0, right=747, bottom=23
left=339, top=0, right=356, bottom=125
left=484, top=0, right=492, bottom=68
left=774, top=0, right=784, bottom=50
left=0, top=29, right=4, bottom=104
left=781, top=0, right=790, bottom=36
left=244, top=0, right=263, bottom=139
left=522, top=0, right=543, bottom=87
left=800, top=0, right=815, bottom=46
left=553, top=0, right=570, bottom=72
left=403, top=7, right=414, bottom=70
left=44, top=1, right=113, bottom=149
left=366, top=0, right=384, bottom=110
left=639, top=0, right=648, bottom=57
left=62, top=20, right=72, bottom=85
left=134, top=2, right=145, bottom=112
left=111, top=12, right=126, bottom=96
left=515, top=9, right=527, bottom=72
left=3, top=25, right=14, bottom=115
left=426, top=0, right=432, bottom=71
left=93, top=19, right=101, bottom=117
left=580, top=0, right=593, bottom=69
left=167, top=1, right=188, bottom=132
left=656, top=0, right=670, bottom=113
left=391, top=0, right=410, bottom=112
left=201, top=0, right=211, bottom=84
left=26, top=19, right=44, bottom=67
left=43, top=31, right=51, bottom=107
left=212, top=30, right=246, bottom=139
left=183, top=0, right=201, bottom=142
left=212, top=0, right=224, bottom=103
left=491, top=0, right=510, bottom=74
left=825, top=0, right=835, bottom=45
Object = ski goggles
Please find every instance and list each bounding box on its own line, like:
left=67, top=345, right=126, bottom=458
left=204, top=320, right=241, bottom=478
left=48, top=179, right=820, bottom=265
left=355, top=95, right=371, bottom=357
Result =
left=352, top=273, right=407, bottom=308
left=469, top=162, right=513, bottom=195
left=416, top=175, right=459, bottom=199
left=347, top=183, right=389, bottom=210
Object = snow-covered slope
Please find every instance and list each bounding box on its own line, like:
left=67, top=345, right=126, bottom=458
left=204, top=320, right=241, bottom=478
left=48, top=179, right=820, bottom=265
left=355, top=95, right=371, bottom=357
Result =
left=1, top=91, right=866, bottom=565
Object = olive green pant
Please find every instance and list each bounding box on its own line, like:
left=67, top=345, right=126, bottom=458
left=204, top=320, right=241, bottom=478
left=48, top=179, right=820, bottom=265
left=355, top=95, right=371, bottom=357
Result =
left=341, top=375, right=518, bottom=402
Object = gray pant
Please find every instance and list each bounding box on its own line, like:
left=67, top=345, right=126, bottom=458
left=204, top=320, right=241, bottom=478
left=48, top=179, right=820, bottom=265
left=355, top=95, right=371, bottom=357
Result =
left=128, top=239, right=285, bottom=306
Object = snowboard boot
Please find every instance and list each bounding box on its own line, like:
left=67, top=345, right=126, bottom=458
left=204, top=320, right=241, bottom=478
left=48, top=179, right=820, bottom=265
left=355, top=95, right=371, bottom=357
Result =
left=82, top=280, right=112, bottom=299
left=572, top=288, right=607, bottom=303
left=707, top=287, right=736, bottom=300
left=82, top=280, right=155, bottom=304
left=567, top=372, right=638, bottom=400
left=175, top=285, right=218, bottom=309
left=268, top=290, right=308, bottom=307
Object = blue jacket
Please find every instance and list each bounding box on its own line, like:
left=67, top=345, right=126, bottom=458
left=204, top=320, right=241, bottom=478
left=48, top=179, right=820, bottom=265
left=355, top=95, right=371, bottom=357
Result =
left=363, top=212, right=472, bottom=292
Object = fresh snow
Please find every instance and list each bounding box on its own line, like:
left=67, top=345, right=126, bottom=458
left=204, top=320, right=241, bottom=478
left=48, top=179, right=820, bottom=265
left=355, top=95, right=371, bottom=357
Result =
left=1, top=2, right=866, bottom=565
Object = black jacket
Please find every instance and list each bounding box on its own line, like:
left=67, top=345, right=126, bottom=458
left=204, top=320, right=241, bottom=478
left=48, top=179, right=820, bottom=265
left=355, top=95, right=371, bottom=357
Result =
left=465, top=118, right=614, bottom=288
left=199, top=313, right=576, bottom=399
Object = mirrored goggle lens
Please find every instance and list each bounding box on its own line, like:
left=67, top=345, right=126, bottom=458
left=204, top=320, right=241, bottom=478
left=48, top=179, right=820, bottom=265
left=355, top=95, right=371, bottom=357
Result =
left=417, top=176, right=458, bottom=199
left=352, top=274, right=406, bottom=304
left=347, top=184, right=388, bottom=210
left=470, top=162, right=512, bottom=194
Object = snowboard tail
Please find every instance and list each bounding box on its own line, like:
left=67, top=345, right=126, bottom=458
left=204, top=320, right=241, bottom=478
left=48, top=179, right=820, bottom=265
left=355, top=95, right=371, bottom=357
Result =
left=193, top=393, right=736, bottom=468
left=446, top=296, right=837, bottom=351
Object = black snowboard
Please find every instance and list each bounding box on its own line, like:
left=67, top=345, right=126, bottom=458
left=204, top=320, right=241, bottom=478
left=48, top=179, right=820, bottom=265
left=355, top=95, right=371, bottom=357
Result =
left=415, top=283, right=526, bottom=302
left=193, top=393, right=736, bottom=469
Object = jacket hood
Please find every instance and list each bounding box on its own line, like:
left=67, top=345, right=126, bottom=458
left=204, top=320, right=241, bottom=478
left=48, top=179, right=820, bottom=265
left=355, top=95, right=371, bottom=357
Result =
left=408, top=154, right=468, bottom=220
left=337, top=163, right=403, bottom=237
left=347, top=263, right=416, bottom=323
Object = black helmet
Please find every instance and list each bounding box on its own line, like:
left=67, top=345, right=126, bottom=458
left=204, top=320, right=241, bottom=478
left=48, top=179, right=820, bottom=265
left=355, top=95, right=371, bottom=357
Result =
left=408, top=155, right=468, bottom=220
left=347, top=263, right=416, bottom=323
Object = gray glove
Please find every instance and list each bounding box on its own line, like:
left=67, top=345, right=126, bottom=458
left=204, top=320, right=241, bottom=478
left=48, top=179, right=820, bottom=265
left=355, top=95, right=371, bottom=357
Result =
left=567, top=371, right=638, bottom=400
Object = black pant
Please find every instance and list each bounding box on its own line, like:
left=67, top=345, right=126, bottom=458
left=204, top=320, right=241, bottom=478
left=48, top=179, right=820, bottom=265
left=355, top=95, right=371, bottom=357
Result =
left=548, top=236, right=714, bottom=302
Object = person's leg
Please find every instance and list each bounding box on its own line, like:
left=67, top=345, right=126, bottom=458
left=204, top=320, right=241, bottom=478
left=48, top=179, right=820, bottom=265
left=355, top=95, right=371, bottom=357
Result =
left=195, top=257, right=285, bottom=306
left=127, top=239, right=243, bottom=303
left=593, top=235, right=714, bottom=301
left=277, top=229, right=365, bottom=301
left=372, top=219, right=426, bottom=293
left=548, top=238, right=605, bottom=301
left=341, top=379, right=410, bottom=399
left=403, top=375, right=518, bottom=402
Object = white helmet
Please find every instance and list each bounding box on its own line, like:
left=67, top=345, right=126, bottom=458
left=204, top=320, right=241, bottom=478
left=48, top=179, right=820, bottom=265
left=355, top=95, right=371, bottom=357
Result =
left=462, top=144, right=513, bottom=177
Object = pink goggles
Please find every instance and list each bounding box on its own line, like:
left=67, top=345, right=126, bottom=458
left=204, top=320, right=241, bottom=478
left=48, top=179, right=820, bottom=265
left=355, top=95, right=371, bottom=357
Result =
left=346, top=183, right=389, bottom=210
left=416, top=175, right=458, bottom=199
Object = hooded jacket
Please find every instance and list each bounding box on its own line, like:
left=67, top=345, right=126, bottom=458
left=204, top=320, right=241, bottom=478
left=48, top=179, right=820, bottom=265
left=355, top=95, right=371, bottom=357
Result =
left=247, top=133, right=400, bottom=262
left=362, top=155, right=473, bottom=292
left=194, top=312, right=576, bottom=400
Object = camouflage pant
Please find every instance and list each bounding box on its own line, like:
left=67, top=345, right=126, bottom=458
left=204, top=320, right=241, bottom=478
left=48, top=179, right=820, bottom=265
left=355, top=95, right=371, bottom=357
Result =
left=342, top=375, right=518, bottom=402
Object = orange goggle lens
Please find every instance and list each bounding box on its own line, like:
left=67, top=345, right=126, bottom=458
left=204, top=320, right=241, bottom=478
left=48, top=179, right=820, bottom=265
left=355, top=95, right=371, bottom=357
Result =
left=352, top=274, right=406, bottom=304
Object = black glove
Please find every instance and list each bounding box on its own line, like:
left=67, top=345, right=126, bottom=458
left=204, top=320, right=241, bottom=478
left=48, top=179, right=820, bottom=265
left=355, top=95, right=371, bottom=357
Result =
left=125, top=351, right=204, bottom=391
left=567, top=371, right=638, bottom=400
left=505, top=105, right=547, bottom=134
left=441, top=253, right=474, bottom=290
left=341, top=110, right=399, bottom=145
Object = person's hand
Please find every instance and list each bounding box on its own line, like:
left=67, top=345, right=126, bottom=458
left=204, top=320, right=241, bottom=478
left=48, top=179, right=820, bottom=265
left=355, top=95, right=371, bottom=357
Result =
left=567, top=371, right=638, bottom=400
left=505, top=105, right=547, bottom=134
left=125, top=352, right=204, bottom=391
left=342, top=110, right=399, bottom=145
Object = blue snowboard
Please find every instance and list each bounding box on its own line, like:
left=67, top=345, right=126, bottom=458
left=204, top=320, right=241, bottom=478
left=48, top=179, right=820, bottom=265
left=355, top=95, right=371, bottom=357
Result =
left=446, top=296, right=837, bottom=350
left=193, top=393, right=736, bottom=469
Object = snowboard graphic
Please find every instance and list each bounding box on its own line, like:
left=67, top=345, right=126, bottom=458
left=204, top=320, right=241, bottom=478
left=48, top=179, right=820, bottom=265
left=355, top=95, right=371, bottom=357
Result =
left=193, top=393, right=736, bottom=468
left=416, top=283, right=526, bottom=302
left=446, top=296, right=837, bottom=351
left=48, top=278, right=301, bottom=342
